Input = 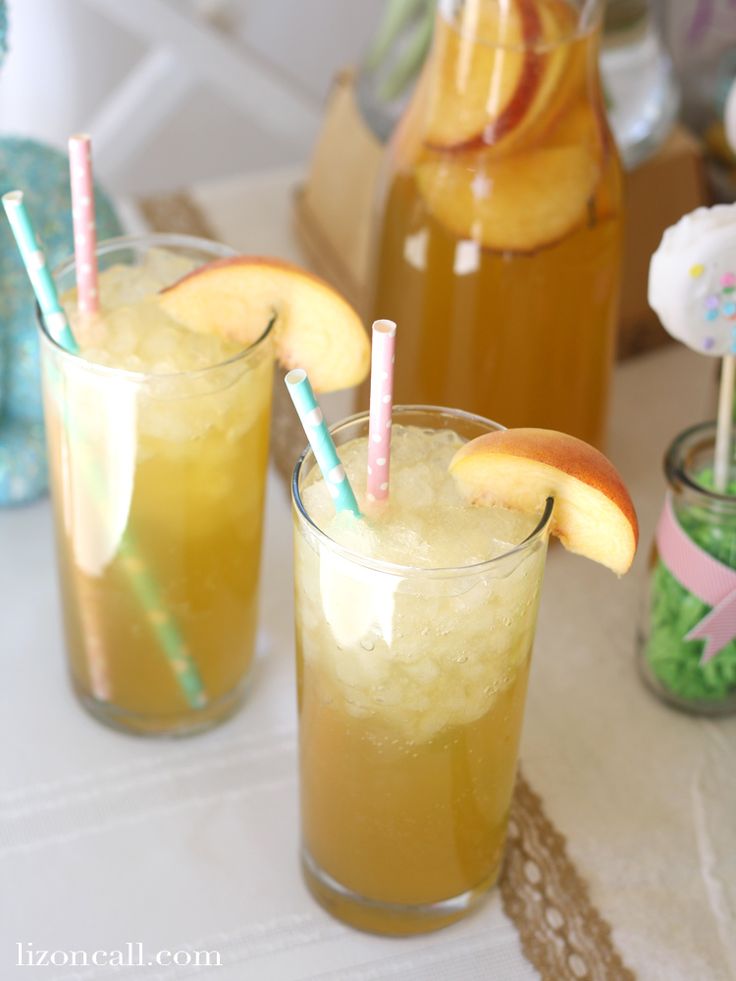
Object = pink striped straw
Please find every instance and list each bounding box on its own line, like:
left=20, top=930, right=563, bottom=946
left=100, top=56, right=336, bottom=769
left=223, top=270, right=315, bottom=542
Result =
left=68, top=133, right=99, bottom=315
left=367, top=319, right=397, bottom=503
left=78, top=581, right=111, bottom=702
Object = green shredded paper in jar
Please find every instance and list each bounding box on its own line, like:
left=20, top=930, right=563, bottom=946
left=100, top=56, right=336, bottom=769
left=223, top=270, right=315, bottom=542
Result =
left=645, top=468, right=736, bottom=702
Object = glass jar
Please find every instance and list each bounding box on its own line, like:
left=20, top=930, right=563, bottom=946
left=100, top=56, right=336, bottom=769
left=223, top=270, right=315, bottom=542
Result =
left=638, top=421, right=736, bottom=715
left=368, top=0, right=623, bottom=449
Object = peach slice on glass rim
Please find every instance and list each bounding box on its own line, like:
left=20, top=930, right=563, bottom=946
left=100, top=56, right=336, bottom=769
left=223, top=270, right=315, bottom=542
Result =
left=449, top=428, right=638, bottom=575
left=156, top=256, right=369, bottom=392
left=416, top=105, right=602, bottom=253
left=424, top=0, right=543, bottom=150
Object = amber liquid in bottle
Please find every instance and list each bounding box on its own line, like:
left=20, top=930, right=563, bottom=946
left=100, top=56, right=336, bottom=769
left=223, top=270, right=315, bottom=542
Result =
left=369, top=0, right=624, bottom=447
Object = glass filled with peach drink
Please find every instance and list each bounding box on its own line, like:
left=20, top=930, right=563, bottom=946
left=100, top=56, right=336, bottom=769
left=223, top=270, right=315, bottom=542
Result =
left=292, top=407, right=637, bottom=934
left=42, top=234, right=368, bottom=736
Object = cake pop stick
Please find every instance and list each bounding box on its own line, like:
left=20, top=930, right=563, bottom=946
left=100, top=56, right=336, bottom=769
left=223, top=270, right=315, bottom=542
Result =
left=716, top=80, right=736, bottom=492
left=716, top=355, right=736, bottom=491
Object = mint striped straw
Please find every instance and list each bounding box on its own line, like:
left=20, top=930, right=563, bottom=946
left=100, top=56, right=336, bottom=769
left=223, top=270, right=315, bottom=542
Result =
left=3, top=191, right=79, bottom=353
left=285, top=369, right=362, bottom=517
left=2, top=190, right=206, bottom=711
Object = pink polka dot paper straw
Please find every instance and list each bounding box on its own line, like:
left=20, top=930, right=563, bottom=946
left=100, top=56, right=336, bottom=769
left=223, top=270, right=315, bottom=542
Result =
left=367, top=319, right=397, bottom=503
left=77, top=580, right=111, bottom=702
left=68, top=134, right=99, bottom=315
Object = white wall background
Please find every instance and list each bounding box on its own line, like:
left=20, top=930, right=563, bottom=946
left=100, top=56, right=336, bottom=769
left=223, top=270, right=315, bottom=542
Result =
left=0, top=0, right=382, bottom=194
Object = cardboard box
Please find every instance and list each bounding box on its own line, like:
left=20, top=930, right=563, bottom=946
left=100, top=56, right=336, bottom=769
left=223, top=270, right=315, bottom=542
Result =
left=294, top=71, right=708, bottom=358
left=617, top=126, right=708, bottom=356
left=295, top=70, right=382, bottom=313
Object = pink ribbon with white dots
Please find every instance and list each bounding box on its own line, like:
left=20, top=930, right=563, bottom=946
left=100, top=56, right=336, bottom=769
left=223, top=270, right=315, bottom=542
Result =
left=68, top=134, right=99, bottom=315
left=367, top=319, right=396, bottom=503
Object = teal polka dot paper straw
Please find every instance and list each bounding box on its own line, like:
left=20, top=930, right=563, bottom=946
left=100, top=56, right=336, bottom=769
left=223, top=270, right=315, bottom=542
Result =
left=119, top=539, right=207, bottom=709
left=3, top=188, right=206, bottom=711
left=2, top=190, right=79, bottom=353
left=285, top=369, right=362, bottom=518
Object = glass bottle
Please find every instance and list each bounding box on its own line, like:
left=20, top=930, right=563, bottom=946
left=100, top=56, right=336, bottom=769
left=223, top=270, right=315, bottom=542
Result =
left=638, top=421, right=736, bottom=715
left=368, top=0, right=624, bottom=448
left=658, top=0, right=736, bottom=200
left=600, top=0, right=680, bottom=169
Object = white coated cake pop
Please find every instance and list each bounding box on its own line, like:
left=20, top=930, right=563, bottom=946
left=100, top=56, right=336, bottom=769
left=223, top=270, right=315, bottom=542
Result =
left=649, top=204, right=736, bottom=357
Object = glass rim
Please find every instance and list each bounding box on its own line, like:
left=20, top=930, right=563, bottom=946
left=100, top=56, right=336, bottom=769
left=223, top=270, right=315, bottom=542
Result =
left=292, top=404, right=554, bottom=579
left=666, top=420, right=736, bottom=506
left=38, top=232, right=275, bottom=382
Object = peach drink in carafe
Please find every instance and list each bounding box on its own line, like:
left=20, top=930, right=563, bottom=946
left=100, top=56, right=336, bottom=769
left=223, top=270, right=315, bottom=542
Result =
left=371, top=0, right=623, bottom=448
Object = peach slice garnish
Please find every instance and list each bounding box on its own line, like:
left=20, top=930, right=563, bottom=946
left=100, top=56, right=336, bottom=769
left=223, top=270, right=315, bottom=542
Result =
left=416, top=104, right=602, bottom=253
left=450, top=428, right=638, bottom=575
left=424, top=0, right=543, bottom=150
left=157, top=256, right=369, bottom=392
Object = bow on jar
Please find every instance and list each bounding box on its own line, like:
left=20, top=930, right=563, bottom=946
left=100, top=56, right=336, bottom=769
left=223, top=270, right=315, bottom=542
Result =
left=656, top=493, right=736, bottom=662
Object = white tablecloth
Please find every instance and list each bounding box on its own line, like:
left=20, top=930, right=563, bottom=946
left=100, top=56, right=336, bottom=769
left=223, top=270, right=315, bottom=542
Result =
left=1, top=168, right=735, bottom=980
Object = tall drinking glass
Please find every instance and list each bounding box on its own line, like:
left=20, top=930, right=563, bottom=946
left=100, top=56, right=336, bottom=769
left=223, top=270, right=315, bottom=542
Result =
left=292, top=406, right=552, bottom=934
left=40, top=234, right=274, bottom=736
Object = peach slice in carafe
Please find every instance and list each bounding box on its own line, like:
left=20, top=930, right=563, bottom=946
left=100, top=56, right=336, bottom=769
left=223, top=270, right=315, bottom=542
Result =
left=424, top=0, right=544, bottom=150
left=423, top=0, right=588, bottom=156
left=416, top=102, right=604, bottom=253
left=479, top=0, right=583, bottom=160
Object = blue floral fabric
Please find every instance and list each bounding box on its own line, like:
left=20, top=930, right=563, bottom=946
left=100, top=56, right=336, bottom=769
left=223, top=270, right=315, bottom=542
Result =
left=0, top=136, right=123, bottom=504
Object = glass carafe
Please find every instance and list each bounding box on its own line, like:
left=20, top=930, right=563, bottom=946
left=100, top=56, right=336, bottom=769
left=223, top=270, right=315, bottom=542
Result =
left=369, top=0, right=623, bottom=448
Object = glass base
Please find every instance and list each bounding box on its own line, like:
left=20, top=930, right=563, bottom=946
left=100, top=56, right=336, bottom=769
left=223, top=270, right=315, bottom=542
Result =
left=637, top=646, right=736, bottom=717
left=301, top=848, right=500, bottom=937
left=72, top=676, right=250, bottom=737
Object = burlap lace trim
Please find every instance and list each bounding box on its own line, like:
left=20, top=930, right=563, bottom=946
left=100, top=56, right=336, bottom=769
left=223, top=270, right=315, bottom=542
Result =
left=140, top=190, right=636, bottom=981
left=504, top=773, right=635, bottom=980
